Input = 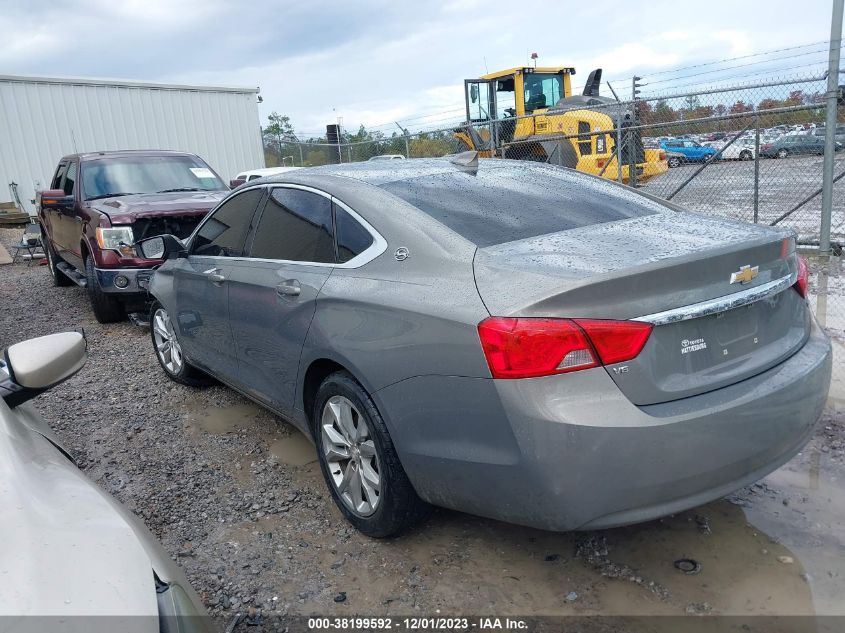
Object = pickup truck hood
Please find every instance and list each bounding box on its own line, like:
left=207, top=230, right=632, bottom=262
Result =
left=0, top=402, right=203, bottom=623
left=89, top=191, right=226, bottom=224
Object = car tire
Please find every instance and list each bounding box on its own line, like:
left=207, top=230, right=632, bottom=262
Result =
left=149, top=302, right=211, bottom=387
left=43, top=233, right=72, bottom=287
left=84, top=255, right=125, bottom=323
left=740, top=150, right=753, bottom=161
left=667, top=157, right=681, bottom=168
left=313, top=371, right=430, bottom=537
left=777, top=148, right=789, bottom=159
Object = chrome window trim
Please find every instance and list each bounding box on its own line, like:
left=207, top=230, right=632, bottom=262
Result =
left=633, top=271, right=798, bottom=326
left=189, top=182, right=387, bottom=269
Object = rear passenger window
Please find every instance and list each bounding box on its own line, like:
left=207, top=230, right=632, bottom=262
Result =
left=63, top=163, right=77, bottom=195
left=192, top=189, right=263, bottom=257
left=335, top=206, right=373, bottom=263
left=250, top=188, right=334, bottom=263
left=51, top=164, right=67, bottom=190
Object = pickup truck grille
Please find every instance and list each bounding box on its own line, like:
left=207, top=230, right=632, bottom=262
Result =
left=131, top=215, right=204, bottom=241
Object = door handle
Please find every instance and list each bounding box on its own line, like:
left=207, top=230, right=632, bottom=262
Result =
left=276, top=279, right=301, bottom=297
left=203, top=267, right=226, bottom=284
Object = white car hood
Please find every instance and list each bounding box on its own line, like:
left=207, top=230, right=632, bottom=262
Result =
left=0, top=402, right=158, bottom=627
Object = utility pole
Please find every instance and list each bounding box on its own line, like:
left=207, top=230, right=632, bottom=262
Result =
left=395, top=122, right=411, bottom=158
left=820, top=0, right=844, bottom=254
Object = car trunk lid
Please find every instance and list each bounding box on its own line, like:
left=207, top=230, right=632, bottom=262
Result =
left=473, top=212, right=808, bottom=405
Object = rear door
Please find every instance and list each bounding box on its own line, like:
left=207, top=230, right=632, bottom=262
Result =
left=173, top=187, right=265, bottom=375
left=227, top=186, right=336, bottom=412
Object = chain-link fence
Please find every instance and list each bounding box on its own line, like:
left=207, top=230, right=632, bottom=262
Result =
left=265, top=72, right=845, bottom=246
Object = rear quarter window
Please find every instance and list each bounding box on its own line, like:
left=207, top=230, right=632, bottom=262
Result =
left=380, top=165, right=669, bottom=247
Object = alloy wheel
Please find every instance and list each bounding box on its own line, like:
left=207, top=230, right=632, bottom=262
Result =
left=152, top=308, right=183, bottom=374
left=321, top=395, right=381, bottom=516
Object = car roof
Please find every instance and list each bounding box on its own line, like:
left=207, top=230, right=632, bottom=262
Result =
left=262, top=156, right=566, bottom=188
left=60, top=149, right=199, bottom=162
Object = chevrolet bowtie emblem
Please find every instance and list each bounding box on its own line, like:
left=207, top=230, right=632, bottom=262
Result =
left=730, top=265, right=759, bottom=285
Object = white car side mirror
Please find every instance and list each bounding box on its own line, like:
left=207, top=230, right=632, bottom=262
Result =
left=1, top=332, right=87, bottom=407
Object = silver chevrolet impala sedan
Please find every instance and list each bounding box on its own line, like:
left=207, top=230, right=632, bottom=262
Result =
left=140, top=156, right=831, bottom=537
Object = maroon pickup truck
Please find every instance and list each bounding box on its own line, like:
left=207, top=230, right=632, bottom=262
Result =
left=37, top=150, right=228, bottom=323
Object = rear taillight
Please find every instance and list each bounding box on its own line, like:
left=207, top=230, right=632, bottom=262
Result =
left=477, top=317, right=652, bottom=379
left=574, top=319, right=654, bottom=365
left=795, top=254, right=809, bottom=298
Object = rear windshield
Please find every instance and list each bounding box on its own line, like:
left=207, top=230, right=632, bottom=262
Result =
left=380, top=165, right=668, bottom=247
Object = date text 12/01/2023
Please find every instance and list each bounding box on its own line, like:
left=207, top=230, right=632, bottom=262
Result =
left=307, top=617, right=529, bottom=630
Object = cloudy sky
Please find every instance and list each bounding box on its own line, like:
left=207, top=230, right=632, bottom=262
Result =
left=1, top=0, right=838, bottom=137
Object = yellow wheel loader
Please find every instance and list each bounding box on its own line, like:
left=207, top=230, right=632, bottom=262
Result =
left=454, top=66, right=667, bottom=184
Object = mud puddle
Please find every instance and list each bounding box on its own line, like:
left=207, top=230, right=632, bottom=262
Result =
left=269, top=432, right=317, bottom=466
left=184, top=402, right=265, bottom=434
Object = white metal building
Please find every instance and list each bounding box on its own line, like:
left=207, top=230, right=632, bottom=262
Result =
left=0, top=75, right=265, bottom=213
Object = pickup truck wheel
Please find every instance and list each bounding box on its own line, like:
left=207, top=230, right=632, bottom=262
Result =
left=150, top=303, right=210, bottom=387
left=43, top=235, right=72, bottom=287
left=84, top=255, right=125, bottom=323
left=313, top=371, right=431, bottom=537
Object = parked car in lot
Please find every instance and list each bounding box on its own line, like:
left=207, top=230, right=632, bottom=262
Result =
left=665, top=150, right=686, bottom=168
left=231, top=166, right=300, bottom=188
left=707, top=140, right=755, bottom=161
left=138, top=157, right=831, bottom=537
left=659, top=139, right=719, bottom=163
left=811, top=125, right=845, bottom=144
left=760, top=135, right=843, bottom=158
left=37, top=150, right=229, bottom=323
left=0, top=332, right=214, bottom=630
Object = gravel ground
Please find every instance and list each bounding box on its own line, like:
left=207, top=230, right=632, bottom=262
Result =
left=2, top=227, right=845, bottom=630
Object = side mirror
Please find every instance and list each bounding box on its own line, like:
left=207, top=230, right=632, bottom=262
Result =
left=1, top=332, right=87, bottom=407
left=40, top=189, right=74, bottom=209
left=229, top=178, right=246, bottom=188
left=136, top=234, right=187, bottom=260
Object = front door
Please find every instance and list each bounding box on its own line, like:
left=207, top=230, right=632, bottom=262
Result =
left=172, top=187, right=265, bottom=375
left=464, top=80, right=498, bottom=150
left=228, top=186, right=334, bottom=412
left=54, top=162, right=80, bottom=263
left=43, top=162, right=67, bottom=252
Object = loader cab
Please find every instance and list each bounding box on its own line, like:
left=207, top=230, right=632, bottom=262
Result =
left=462, top=67, right=575, bottom=148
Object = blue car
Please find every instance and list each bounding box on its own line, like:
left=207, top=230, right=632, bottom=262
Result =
left=660, top=139, right=719, bottom=165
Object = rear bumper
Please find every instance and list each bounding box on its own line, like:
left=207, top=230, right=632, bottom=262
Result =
left=95, top=267, right=154, bottom=294
left=376, top=317, right=831, bottom=531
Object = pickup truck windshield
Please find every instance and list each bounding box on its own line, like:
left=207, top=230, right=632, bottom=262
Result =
left=81, top=156, right=225, bottom=200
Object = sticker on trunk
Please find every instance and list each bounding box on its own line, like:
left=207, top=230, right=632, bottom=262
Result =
left=681, top=338, right=707, bottom=354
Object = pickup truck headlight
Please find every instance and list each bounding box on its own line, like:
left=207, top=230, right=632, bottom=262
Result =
left=96, top=227, right=136, bottom=257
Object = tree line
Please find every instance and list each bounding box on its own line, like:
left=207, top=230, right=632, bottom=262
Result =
left=262, top=112, right=459, bottom=167
left=638, top=89, right=831, bottom=135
